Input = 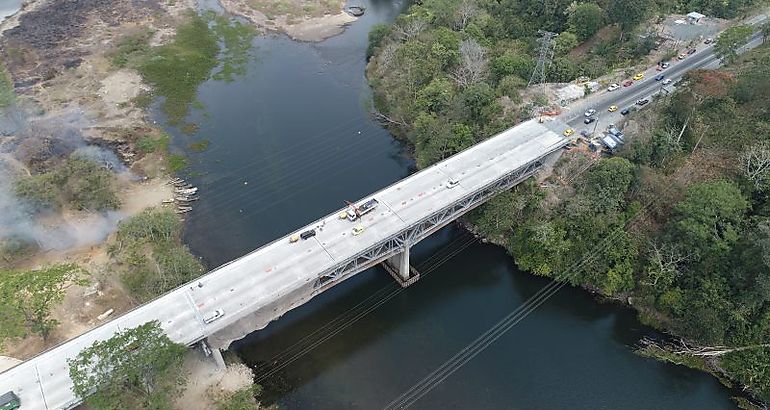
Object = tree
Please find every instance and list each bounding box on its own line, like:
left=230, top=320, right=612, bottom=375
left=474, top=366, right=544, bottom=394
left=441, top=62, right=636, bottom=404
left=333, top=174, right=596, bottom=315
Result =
left=643, top=243, right=693, bottom=289
left=583, top=157, right=635, bottom=213
left=554, top=31, right=579, bottom=55
left=214, top=385, right=263, bottom=410
left=761, top=21, right=770, bottom=44
left=714, top=25, right=754, bottom=63
left=0, top=264, right=86, bottom=342
left=449, top=38, right=488, bottom=87
left=606, top=0, right=651, bottom=39
left=453, top=0, right=477, bottom=30
left=668, top=180, right=748, bottom=258
left=566, top=2, right=603, bottom=41
left=68, top=321, right=188, bottom=410
left=367, top=23, right=391, bottom=58
left=741, top=141, right=770, bottom=191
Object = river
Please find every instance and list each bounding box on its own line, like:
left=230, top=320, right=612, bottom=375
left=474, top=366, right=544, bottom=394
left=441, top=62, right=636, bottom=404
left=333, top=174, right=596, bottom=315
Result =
left=0, top=0, right=21, bottom=22
left=160, top=0, right=739, bottom=408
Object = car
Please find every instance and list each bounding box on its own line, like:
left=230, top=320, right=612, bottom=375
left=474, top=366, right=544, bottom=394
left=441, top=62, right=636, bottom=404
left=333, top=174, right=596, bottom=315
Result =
left=662, top=78, right=673, bottom=85
left=352, top=225, right=365, bottom=236
left=300, top=229, right=316, bottom=240
left=584, top=117, right=596, bottom=124
left=620, top=108, right=630, bottom=115
left=704, top=37, right=713, bottom=44
left=203, top=309, right=225, bottom=324
left=580, top=130, right=591, bottom=138
left=655, top=74, right=665, bottom=81
left=636, top=98, right=649, bottom=106
left=623, top=80, right=634, bottom=87
left=445, top=178, right=459, bottom=189
left=289, top=234, right=300, bottom=243
left=632, top=73, right=644, bottom=80
left=607, top=83, right=620, bottom=92
left=608, top=105, right=618, bottom=112
left=678, top=53, right=687, bottom=60
left=688, top=48, right=697, bottom=54
left=660, top=62, right=670, bottom=69
left=584, top=108, right=596, bottom=117
left=563, top=128, right=574, bottom=137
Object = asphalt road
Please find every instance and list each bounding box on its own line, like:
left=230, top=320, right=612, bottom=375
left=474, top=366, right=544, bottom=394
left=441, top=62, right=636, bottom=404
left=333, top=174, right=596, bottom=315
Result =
left=560, top=27, right=766, bottom=135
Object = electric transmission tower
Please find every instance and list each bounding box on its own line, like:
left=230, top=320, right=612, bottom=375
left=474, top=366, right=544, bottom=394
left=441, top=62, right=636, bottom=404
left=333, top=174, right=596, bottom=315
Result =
left=527, top=30, right=557, bottom=89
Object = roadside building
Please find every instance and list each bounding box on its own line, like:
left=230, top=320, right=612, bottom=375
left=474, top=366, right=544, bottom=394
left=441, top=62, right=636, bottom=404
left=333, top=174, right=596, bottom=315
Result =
left=687, top=12, right=705, bottom=24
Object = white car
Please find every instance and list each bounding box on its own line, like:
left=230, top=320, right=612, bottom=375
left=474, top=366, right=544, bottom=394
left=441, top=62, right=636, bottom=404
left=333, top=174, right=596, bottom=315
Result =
left=662, top=78, right=673, bottom=85
left=445, top=178, right=459, bottom=188
left=203, top=309, right=225, bottom=324
left=607, top=83, right=620, bottom=92
left=584, top=108, right=597, bottom=117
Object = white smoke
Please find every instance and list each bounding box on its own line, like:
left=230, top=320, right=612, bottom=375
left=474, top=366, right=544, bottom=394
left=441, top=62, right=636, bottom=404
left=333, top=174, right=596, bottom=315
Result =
left=0, top=107, right=131, bottom=252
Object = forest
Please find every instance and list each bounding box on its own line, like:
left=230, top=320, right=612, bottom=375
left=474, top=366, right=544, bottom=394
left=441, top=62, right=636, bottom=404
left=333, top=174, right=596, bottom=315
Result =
left=366, top=0, right=770, bottom=403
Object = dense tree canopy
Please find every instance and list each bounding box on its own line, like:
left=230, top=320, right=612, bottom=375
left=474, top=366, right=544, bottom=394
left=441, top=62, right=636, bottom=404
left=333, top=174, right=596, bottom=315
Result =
left=68, top=321, right=188, bottom=410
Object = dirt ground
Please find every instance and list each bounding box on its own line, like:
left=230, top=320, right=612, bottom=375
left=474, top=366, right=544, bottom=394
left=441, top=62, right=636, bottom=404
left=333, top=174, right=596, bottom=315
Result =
left=220, top=0, right=357, bottom=42
left=1, top=177, right=174, bottom=360
left=176, top=351, right=256, bottom=410
left=0, top=0, right=188, bottom=361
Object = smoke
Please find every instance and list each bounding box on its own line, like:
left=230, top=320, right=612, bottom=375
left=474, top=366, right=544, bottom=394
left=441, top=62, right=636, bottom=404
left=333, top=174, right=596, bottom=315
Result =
left=0, top=107, right=132, bottom=252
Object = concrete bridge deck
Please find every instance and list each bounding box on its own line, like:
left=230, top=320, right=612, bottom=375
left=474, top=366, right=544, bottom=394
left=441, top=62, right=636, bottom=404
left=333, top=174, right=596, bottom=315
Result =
left=0, top=118, right=568, bottom=410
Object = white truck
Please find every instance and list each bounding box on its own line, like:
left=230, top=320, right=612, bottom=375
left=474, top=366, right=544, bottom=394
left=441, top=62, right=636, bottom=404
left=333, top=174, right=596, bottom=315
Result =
left=346, top=198, right=379, bottom=221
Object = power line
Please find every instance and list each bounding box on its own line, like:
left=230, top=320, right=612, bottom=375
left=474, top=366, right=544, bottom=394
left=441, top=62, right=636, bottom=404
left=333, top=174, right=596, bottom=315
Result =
left=252, top=232, right=480, bottom=384
left=382, top=152, right=692, bottom=409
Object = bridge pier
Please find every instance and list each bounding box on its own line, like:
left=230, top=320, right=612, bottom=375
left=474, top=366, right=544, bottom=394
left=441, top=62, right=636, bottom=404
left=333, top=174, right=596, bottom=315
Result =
left=200, top=339, right=227, bottom=371
left=383, top=246, right=420, bottom=287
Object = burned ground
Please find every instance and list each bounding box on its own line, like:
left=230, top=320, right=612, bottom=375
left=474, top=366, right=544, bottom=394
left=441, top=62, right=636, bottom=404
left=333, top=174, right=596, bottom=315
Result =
left=0, top=0, right=161, bottom=87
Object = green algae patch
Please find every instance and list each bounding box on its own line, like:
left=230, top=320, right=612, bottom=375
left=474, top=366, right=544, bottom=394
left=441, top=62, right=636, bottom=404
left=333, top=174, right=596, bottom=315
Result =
left=138, top=13, right=219, bottom=125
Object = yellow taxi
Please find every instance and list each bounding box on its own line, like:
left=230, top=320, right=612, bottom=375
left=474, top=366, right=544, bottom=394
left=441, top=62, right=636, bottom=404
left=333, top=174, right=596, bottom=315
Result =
left=632, top=73, right=644, bottom=81
left=608, top=105, right=618, bottom=112
left=289, top=234, right=300, bottom=243
left=563, top=128, right=575, bottom=137
left=352, top=225, right=365, bottom=236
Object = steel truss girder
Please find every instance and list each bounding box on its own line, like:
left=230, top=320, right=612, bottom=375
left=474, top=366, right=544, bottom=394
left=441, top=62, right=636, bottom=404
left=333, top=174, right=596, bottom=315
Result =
left=314, top=157, right=546, bottom=290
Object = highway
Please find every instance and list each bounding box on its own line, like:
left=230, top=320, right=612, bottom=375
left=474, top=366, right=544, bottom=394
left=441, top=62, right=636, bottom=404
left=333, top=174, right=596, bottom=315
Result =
left=0, top=119, right=568, bottom=410
left=562, top=19, right=767, bottom=131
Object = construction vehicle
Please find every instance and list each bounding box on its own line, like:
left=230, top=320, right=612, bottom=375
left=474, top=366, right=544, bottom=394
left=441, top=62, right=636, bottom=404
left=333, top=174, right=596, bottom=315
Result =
left=344, top=199, right=379, bottom=221
left=0, top=392, right=20, bottom=410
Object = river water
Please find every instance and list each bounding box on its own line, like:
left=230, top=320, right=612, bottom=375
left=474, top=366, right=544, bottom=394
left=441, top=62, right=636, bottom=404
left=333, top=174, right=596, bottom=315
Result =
left=0, top=0, right=21, bottom=22
left=162, top=0, right=738, bottom=408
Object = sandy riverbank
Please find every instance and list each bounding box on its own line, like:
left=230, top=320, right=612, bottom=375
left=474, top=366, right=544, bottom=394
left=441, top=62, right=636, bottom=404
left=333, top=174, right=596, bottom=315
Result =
left=220, top=0, right=357, bottom=42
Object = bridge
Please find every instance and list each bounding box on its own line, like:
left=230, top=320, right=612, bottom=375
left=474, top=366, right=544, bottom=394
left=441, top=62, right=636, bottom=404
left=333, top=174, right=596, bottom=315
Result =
left=0, top=118, right=568, bottom=409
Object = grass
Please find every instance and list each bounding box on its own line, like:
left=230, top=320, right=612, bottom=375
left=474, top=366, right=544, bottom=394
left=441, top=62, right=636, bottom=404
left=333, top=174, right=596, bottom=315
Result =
left=209, top=13, right=256, bottom=82
left=110, top=32, right=152, bottom=68
left=131, top=91, right=153, bottom=110
left=188, top=139, right=210, bottom=152
left=180, top=123, right=199, bottom=135
left=167, top=154, right=189, bottom=172
left=136, top=133, right=171, bottom=153
left=137, top=12, right=219, bottom=125
left=0, top=64, right=15, bottom=108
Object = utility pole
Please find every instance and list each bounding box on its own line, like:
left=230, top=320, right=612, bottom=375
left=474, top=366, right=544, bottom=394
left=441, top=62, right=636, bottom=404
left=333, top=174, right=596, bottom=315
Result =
left=528, top=30, right=557, bottom=122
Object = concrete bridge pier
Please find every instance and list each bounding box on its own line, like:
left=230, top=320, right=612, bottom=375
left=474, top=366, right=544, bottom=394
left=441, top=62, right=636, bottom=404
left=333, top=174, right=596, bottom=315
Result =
left=383, top=245, right=420, bottom=287
left=200, top=339, right=227, bottom=371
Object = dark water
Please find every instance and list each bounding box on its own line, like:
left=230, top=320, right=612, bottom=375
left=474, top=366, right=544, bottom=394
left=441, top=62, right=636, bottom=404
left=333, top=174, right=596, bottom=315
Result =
left=0, top=0, right=22, bottom=21
left=160, top=0, right=738, bottom=408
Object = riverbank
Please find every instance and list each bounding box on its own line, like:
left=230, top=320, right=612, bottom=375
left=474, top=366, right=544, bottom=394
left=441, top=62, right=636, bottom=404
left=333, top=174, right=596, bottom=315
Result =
left=219, top=0, right=357, bottom=41
left=0, top=0, right=193, bottom=353
left=365, top=0, right=770, bottom=405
